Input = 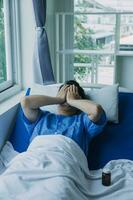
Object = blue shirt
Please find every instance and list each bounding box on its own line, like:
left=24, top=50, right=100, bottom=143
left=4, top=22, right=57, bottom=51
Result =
left=23, top=110, right=107, bottom=156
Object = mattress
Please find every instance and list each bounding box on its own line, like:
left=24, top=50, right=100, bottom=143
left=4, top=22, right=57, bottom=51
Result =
left=88, top=92, right=133, bottom=170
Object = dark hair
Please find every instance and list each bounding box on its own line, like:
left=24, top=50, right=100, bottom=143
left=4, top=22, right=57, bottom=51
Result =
left=59, top=80, right=86, bottom=99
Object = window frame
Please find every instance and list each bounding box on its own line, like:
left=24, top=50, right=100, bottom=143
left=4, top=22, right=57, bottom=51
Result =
left=119, top=14, right=133, bottom=50
left=55, top=10, right=133, bottom=84
left=0, top=0, right=22, bottom=100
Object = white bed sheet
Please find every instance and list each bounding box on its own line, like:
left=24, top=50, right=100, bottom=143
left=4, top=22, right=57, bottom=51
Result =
left=0, top=136, right=133, bottom=199
left=0, top=141, right=19, bottom=175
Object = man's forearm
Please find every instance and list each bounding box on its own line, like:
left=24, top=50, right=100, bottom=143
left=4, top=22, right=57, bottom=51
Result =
left=67, top=99, right=103, bottom=122
left=21, top=95, right=63, bottom=109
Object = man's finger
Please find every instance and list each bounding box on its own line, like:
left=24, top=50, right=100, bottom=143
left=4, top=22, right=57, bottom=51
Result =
left=64, top=85, right=69, bottom=90
left=71, top=85, right=74, bottom=93
left=73, top=85, right=77, bottom=93
left=68, top=85, right=72, bottom=93
left=61, top=85, right=68, bottom=92
left=75, top=86, right=78, bottom=94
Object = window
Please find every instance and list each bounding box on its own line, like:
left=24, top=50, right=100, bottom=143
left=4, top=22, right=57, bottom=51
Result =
left=74, top=11, right=115, bottom=85
left=55, top=0, right=133, bottom=85
left=74, top=14, right=115, bottom=51
left=0, top=0, right=21, bottom=95
left=119, top=14, right=133, bottom=50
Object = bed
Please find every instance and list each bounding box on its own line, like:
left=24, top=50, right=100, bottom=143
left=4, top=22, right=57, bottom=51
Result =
left=88, top=91, right=133, bottom=170
left=0, top=84, right=133, bottom=200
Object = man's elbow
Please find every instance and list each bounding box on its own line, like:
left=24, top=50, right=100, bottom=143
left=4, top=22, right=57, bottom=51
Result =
left=21, top=97, right=30, bottom=109
left=90, top=104, right=104, bottom=122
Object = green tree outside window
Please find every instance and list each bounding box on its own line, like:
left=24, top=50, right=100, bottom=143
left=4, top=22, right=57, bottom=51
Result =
left=0, top=0, right=6, bottom=83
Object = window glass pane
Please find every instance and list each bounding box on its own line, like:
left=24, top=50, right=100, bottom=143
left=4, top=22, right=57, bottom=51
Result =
left=74, top=54, right=92, bottom=83
left=119, top=14, right=133, bottom=51
left=74, top=65, right=92, bottom=83
left=97, top=67, right=114, bottom=85
left=74, top=0, right=133, bottom=12
left=74, top=55, right=114, bottom=85
left=74, top=14, right=115, bottom=51
left=97, top=55, right=114, bottom=85
left=74, top=1, right=116, bottom=85
left=0, top=0, right=7, bottom=84
left=96, top=0, right=133, bottom=12
left=98, top=55, right=115, bottom=66
left=74, top=65, right=114, bottom=85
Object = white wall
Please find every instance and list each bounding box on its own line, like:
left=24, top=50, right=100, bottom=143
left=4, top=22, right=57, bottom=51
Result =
left=19, top=0, right=58, bottom=88
left=116, top=56, right=133, bottom=90
left=19, top=0, right=35, bottom=88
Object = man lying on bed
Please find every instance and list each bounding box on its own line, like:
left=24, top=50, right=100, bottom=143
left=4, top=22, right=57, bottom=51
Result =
left=21, top=80, right=107, bottom=157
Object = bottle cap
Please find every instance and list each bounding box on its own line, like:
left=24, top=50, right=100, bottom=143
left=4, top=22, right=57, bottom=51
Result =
left=102, top=168, right=111, bottom=174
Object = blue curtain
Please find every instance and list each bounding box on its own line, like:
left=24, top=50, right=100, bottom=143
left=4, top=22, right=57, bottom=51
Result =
left=32, top=0, right=55, bottom=84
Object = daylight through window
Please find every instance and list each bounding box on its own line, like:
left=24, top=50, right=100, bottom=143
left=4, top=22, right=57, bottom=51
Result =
left=0, top=0, right=6, bottom=84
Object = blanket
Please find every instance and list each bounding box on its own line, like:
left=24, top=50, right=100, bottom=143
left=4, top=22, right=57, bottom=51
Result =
left=0, top=135, right=133, bottom=200
left=0, top=141, right=18, bottom=174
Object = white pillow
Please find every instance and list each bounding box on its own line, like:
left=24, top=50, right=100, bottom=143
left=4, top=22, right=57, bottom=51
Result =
left=38, top=83, right=119, bottom=123
left=85, top=84, right=119, bottom=123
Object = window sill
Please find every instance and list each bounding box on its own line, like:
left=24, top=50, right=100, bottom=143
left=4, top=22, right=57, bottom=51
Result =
left=0, top=84, right=61, bottom=116
left=0, top=85, right=25, bottom=115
